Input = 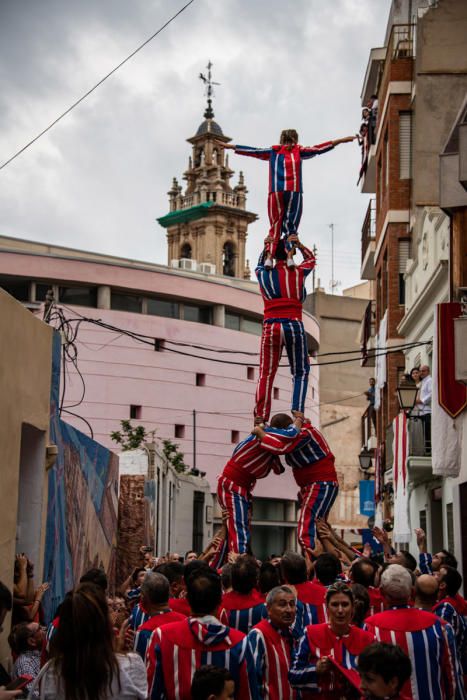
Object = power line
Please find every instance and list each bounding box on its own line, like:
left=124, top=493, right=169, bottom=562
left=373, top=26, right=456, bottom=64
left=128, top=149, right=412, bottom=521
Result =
left=0, top=0, right=196, bottom=172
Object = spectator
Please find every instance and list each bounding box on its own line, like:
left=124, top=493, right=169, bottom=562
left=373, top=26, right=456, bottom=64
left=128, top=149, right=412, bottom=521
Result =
left=191, top=666, right=234, bottom=700
left=185, top=551, right=198, bottom=563
left=289, top=582, right=374, bottom=697
left=12, top=554, right=49, bottom=625
left=41, top=583, right=147, bottom=699
left=434, top=566, right=467, bottom=659
left=247, top=586, right=299, bottom=700
left=387, top=550, right=417, bottom=572
left=365, top=565, right=455, bottom=699
left=79, top=567, right=108, bottom=592
left=133, top=573, right=184, bottom=660
left=368, top=94, right=379, bottom=144
left=280, top=552, right=326, bottom=628
left=220, top=556, right=266, bottom=633
left=349, top=558, right=384, bottom=615
left=146, top=570, right=253, bottom=700
left=313, top=553, right=341, bottom=587
left=350, top=583, right=370, bottom=627
left=0, top=581, right=23, bottom=698
left=120, top=567, right=147, bottom=606
left=417, top=365, right=432, bottom=452
left=365, top=377, right=377, bottom=430
left=157, top=562, right=185, bottom=599
left=358, top=642, right=412, bottom=700
left=169, top=561, right=211, bottom=617
left=221, top=564, right=233, bottom=594
left=258, top=562, right=280, bottom=598
left=8, top=622, right=44, bottom=698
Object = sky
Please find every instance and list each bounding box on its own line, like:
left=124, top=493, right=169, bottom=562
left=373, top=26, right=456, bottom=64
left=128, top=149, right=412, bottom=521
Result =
left=0, top=0, right=391, bottom=293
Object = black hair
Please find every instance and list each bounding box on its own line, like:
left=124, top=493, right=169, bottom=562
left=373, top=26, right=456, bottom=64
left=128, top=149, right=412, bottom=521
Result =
left=351, top=558, right=378, bottom=588
left=280, top=552, right=307, bottom=585
left=315, top=553, right=341, bottom=586
left=130, top=567, right=146, bottom=585
left=274, top=239, right=288, bottom=261
left=221, top=564, right=232, bottom=591
left=399, top=550, right=417, bottom=572
left=183, top=560, right=210, bottom=584
left=186, top=571, right=222, bottom=615
left=351, top=583, right=370, bottom=627
left=231, top=556, right=259, bottom=595
left=358, top=642, right=412, bottom=691
left=191, top=665, right=233, bottom=700
left=0, top=580, right=12, bottom=614
left=440, top=565, right=463, bottom=597
left=259, top=562, right=281, bottom=595
left=79, top=568, right=108, bottom=592
left=8, top=622, right=37, bottom=655
left=440, top=550, right=458, bottom=569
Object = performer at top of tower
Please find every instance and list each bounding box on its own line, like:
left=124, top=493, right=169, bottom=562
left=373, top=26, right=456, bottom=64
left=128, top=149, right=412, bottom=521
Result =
left=216, top=130, right=356, bottom=268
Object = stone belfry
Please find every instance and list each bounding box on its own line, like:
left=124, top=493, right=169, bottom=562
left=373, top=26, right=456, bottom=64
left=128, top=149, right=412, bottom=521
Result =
left=158, top=62, right=257, bottom=279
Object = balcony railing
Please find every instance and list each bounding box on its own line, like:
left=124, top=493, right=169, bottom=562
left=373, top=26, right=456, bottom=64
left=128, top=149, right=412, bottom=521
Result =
left=385, top=414, right=431, bottom=474
left=361, top=198, right=376, bottom=266
left=390, top=24, right=415, bottom=61
left=361, top=406, right=377, bottom=450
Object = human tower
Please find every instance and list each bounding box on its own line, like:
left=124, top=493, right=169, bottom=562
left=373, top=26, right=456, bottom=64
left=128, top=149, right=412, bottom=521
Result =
left=212, top=129, right=357, bottom=564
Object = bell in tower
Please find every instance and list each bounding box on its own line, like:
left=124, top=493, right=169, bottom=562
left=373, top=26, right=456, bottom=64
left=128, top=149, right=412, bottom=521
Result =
left=157, top=62, right=257, bottom=279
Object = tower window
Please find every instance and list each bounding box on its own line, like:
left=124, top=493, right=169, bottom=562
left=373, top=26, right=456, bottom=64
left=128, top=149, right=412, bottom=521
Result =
left=180, top=243, right=192, bottom=259
left=223, top=241, right=236, bottom=277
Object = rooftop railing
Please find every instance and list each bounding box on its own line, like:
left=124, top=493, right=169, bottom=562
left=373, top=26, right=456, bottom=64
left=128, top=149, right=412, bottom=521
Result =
left=361, top=198, right=376, bottom=266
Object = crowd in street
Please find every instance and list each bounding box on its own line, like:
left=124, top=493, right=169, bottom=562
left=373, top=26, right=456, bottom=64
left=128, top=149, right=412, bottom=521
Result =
left=1, top=524, right=466, bottom=699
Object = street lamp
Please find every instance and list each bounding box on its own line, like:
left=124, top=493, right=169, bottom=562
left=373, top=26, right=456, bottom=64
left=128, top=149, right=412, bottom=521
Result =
left=396, top=381, right=419, bottom=412
left=359, top=448, right=373, bottom=471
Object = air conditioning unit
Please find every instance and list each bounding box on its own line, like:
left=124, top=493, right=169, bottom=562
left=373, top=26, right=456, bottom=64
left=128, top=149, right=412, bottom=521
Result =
left=171, top=259, right=180, bottom=268
left=199, top=262, right=216, bottom=274
left=179, top=258, right=197, bottom=271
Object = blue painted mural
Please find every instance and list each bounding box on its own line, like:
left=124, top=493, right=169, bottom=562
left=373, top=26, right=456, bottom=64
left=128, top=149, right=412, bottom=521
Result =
left=42, top=333, right=118, bottom=622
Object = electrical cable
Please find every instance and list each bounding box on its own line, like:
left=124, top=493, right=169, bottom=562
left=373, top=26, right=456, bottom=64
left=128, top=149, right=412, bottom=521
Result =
left=0, top=0, right=197, bottom=172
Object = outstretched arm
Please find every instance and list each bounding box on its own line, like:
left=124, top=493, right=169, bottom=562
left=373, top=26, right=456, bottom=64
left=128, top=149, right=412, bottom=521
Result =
left=300, top=136, right=356, bottom=160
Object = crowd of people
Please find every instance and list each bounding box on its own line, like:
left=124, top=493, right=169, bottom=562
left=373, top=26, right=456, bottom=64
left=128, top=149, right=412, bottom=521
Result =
left=1, top=526, right=466, bottom=699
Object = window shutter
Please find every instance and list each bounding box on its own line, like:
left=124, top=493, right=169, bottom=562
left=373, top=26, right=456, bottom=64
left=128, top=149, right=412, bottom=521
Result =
left=399, top=113, right=411, bottom=179
left=398, top=239, right=410, bottom=273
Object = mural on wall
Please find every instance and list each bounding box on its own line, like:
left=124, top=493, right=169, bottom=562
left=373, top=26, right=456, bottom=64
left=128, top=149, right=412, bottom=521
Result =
left=42, top=334, right=119, bottom=622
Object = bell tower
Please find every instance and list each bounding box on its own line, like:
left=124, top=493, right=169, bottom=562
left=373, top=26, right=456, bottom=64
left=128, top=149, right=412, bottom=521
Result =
left=158, top=62, right=257, bottom=279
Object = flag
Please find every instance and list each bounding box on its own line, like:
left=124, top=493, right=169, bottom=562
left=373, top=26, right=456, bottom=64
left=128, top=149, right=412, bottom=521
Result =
left=392, top=412, right=410, bottom=543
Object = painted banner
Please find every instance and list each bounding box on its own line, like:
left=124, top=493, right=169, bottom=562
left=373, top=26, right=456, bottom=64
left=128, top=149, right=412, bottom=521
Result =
left=437, top=302, right=467, bottom=418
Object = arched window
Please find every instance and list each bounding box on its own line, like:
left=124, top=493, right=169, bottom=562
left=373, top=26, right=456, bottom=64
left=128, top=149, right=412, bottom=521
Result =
left=181, top=243, right=192, bottom=259
left=223, top=241, right=236, bottom=277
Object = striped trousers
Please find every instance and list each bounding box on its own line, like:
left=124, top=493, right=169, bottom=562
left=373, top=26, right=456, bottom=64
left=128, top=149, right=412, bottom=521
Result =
left=297, top=481, right=339, bottom=551
left=255, top=319, right=310, bottom=421
left=217, top=476, right=252, bottom=559
left=267, top=191, right=303, bottom=256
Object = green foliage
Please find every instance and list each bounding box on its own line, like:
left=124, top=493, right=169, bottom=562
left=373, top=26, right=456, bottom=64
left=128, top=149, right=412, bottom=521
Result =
left=162, top=439, right=187, bottom=473
left=110, top=420, right=147, bottom=451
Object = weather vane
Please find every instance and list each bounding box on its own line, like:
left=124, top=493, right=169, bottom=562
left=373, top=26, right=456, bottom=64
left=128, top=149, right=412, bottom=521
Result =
left=199, top=61, right=220, bottom=119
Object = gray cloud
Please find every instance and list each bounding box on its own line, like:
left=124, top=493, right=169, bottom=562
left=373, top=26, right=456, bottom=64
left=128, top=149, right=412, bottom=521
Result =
left=0, top=0, right=391, bottom=291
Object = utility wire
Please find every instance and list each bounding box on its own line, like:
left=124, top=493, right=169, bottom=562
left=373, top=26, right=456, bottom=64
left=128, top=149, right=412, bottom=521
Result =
left=0, top=0, right=196, bottom=172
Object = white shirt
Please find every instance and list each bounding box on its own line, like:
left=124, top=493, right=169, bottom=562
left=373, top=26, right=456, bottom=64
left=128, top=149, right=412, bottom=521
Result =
left=39, top=653, right=147, bottom=700
left=419, top=375, right=432, bottom=415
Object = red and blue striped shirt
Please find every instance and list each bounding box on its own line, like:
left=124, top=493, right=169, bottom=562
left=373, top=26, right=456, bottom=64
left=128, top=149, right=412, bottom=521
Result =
left=247, top=619, right=299, bottom=700
left=234, top=143, right=335, bottom=193
left=255, top=248, right=315, bottom=321
left=220, top=590, right=267, bottom=634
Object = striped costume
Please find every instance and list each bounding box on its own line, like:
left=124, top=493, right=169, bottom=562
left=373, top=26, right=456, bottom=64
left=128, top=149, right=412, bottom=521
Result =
left=365, top=606, right=456, bottom=700
left=368, top=586, right=385, bottom=617
left=289, top=622, right=374, bottom=698
left=293, top=581, right=327, bottom=635
left=247, top=619, right=299, bottom=700
left=419, top=554, right=467, bottom=616
left=169, top=597, right=191, bottom=617
left=260, top=421, right=338, bottom=550
left=220, top=590, right=267, bottom=634
left=433, top=598, right=467, bottom=676
left=255, top=248, right=315, bottom=421
left=234, top=142, right=335, bottom=256
left=146, top=615, right=253, bottom=700
left=129, top=602, right=150, bottom=631
left=217, top=425, right=300, bottom=562
left=134, top=609, right=185, bottom=660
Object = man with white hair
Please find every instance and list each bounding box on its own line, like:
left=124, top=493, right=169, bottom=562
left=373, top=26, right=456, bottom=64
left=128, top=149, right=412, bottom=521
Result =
left=247, top=586, right=299, bottom=700
left=365, top=564, right=456, bottom=700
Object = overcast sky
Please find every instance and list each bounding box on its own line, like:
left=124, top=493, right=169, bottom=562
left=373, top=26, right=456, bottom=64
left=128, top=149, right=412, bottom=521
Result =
left=0, top=0, right=391, bottom=293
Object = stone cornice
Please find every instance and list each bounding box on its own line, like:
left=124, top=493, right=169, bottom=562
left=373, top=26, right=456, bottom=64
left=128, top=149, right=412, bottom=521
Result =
left=397, top=260, right=448, bottom=336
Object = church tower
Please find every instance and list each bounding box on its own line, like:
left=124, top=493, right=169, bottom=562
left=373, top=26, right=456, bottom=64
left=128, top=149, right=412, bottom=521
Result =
left=158, top=63, right=257, bottom=279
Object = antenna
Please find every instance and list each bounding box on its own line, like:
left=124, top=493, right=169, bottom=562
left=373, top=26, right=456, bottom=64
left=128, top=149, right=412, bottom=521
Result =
left=328, top=223, right=340, bottom=294
left=199, top=60, right=220, bottom=119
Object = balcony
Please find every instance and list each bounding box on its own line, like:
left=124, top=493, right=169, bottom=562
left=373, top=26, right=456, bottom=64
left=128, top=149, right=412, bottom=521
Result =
left=361, top=199, right=376, bottom=280
left=361, top=406, right=377, bottom=452
left=385, top=417, right=432, bottom=486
